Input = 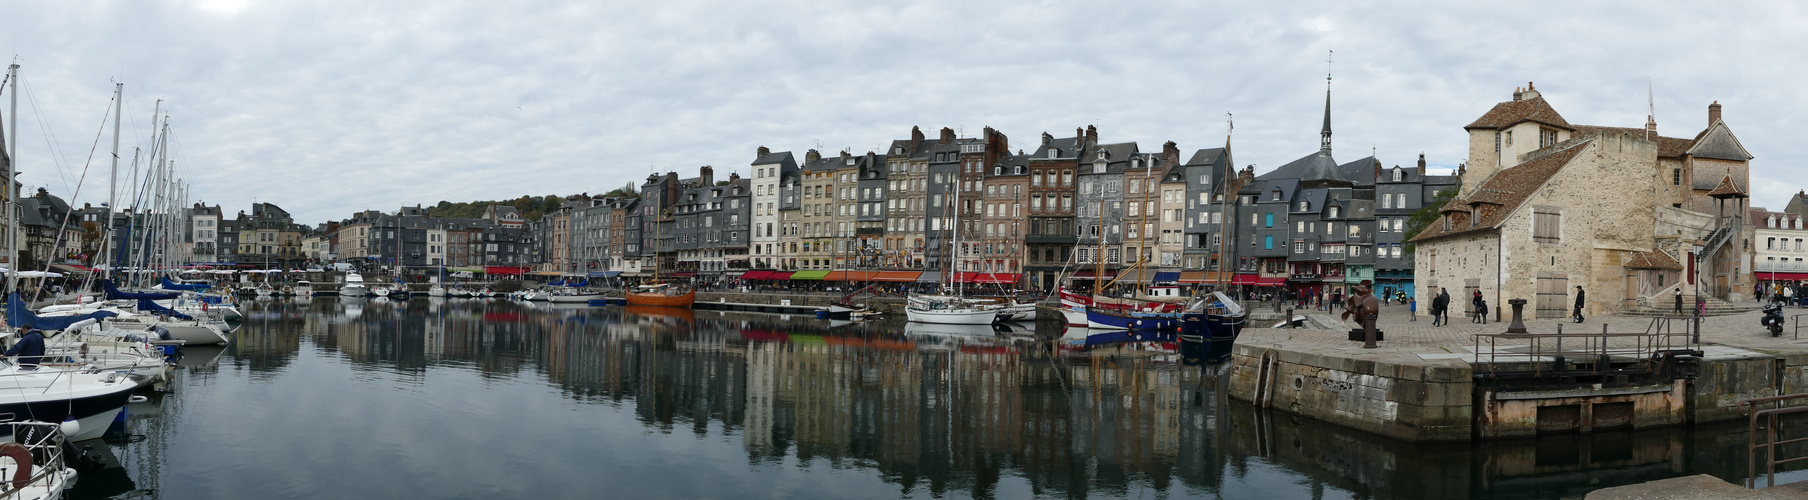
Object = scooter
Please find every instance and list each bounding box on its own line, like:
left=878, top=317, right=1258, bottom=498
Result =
left=1762, top=303, right=1785, bottom=337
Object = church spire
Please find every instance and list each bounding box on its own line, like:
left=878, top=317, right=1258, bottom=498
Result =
left=1320, top=50, right=1333, bottom=155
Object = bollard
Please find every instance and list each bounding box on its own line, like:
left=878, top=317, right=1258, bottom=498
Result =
left=1286, top=308, right=1295, bottom=328
left=1554, top=323, right=1566, bottom=371
left=1506, top=299, right=1528, bottom=334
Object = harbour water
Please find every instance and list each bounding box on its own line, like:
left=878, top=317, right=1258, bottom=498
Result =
left=63, top=298, right=1807, bottom=499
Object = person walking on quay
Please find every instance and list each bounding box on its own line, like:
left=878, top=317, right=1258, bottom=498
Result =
left=1674, top=288, right=1684, bottom=315
left=1472, top=290, right=1488, bottom=324
left=1572, top=285, right=1586, bottom=323
left=1432, top=289, right=1450, bottom=326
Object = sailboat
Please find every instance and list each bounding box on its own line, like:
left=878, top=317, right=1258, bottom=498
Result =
left=1180, top=117, right=1250, bottom=343
left=1082, top=154, right=1183, bottom=331
left=906, top=173, right=998, bottom=325
left=625, top=205, right=694, bottom=308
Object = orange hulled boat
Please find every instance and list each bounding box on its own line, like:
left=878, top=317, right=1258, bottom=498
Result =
left=624, top=283, right=695, bottom=308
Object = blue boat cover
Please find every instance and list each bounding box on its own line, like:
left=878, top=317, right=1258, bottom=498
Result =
left=1153, top=272, right=1181, bottom=283
left=587, top=271, right=621, bottom=278
left=6, top=293, right=118, bottom=330
left=565, top=278, right=588, bottom=287
left=135, top=299, right=195, bottom=321
left=160, top=276, right=211, bottom=292
left=104, top=280, right=180, bottom=300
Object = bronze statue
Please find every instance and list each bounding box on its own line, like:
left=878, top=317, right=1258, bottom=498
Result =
left=1342, top=280, right=1381, bottom=348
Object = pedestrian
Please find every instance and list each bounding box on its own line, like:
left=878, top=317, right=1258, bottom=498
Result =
left=1409, top=297, right=1418, bottom=322
left=1432, top=289, right=1450, bottom=326
left=1572, top=285, right=1586, bottom=323
left=4, top=327, right=44, bottom=368
left=1674, top=288, right=1684, bottom=315
left=1472, top=290, right=1487, bottom=324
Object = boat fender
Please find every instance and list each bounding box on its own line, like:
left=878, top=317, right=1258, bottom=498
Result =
left=0, top=442, right=30, bottom=488
left=152, top=325, right=173, bottom=341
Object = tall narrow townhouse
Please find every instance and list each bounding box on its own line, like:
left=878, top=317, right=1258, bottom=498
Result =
left=955, top=127, right=1009, bottom=277
left=829, top=151, right=861, bottom=270
left=775, top=160, right=805, bottom=270
left=1154, top=142, right=1187, bottom=275
left=639, top=172, right=680, bottom=275
left=749, top=147, right=797, bottom=270
left=1075, top=129, right=1134, bottom=283
left=981, top=153, right=1030, bottom=283
left=854, top=152, right=888, bottom=270
left=795, top=150, right=837, bottom=270
left=1025, top=131, right=1082, bottom=291
left=923, top=130, right=962, bottom=281
left=1180, top=147, right=1239, bottom=281
left=884, top=128, right=932, bottom=269
left=722, top=173, right=751, bottom=274
left=1122, top=151, right=1165, bottom=281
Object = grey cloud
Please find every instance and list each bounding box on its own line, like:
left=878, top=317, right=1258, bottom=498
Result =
left=1, top=0, right=1801, bottom=223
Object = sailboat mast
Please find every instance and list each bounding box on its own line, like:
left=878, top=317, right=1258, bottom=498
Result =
left=5, top=63, right=17, bottom=296
left=104, top=82, right=122, bottom=282
left=951, top=177, right=960, bottom=296
left=1216, top=114, right=1234, bottom=292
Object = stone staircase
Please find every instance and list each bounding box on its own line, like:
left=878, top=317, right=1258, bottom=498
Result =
left=1621, top=295, right=1755, bottom=317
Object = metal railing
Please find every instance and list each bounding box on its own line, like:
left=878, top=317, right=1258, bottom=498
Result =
left=1741, top=393, right=1808, bottom=488
left=1471, top=317, right=1697, bottom=379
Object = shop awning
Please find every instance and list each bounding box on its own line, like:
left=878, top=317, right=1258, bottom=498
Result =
left=872, top=271, right=922, bottom=282
left=1258, top=277, right=1286, bottom=286
left=824, top=270, right=881, bottom=281
left=952, top=272, right=1018, bottom=284
left=1232, top=274, right=1260, bottom=285
left=768, top=271, right=795, bottom=280
left=1154, top=271, right=1181, bottom=283
left=790, top=270, right=831, bottom=280
left=485, top=266, right=529, bottom=275
left=670, top=272, right=696, bottom=278
left=1762, top=272, right=1808, bottom=281
left=588, top=271, right=621, bottom=278
left=739, top=270, right=773, bottom=280
left=49, top=264, right=94, bottom=274
left=530, top=271, right=563, bottom=277
left=917, top=271, right=943, bottom=283
left=1115, top=269, right=1157, bottom=283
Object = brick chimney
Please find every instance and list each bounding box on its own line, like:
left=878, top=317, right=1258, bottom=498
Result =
left=1417, top=153, right=1427, bottom=176
left=911, top=126, right=925, bottom=143
left=1457, top=163, right=1467, bottom=177
left=1041, top=132, right=1053, bottom=146
left=1521, top=82, right=1540, bottom=100
left=1085, top=125, right=1098, bottom=145
left=698, top=165, right=714, bottom=186
left=1512, top=87, right=1523, bottom=101
left=1075, top=127, right=1084, bottom=146
left=1163, top=141, right=1180, bottom=164
left=939, top=127, right=955, bottom=144
left=1709, top=101, right=1722, bottom=125
left=804, top=149, right=821, bottom=163
left=728, top=172, right=740, bottom=183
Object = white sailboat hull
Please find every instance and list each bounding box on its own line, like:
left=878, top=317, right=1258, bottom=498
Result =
left=905, top=307, right=998, bottom=325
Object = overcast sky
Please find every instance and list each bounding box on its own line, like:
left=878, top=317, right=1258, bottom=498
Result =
left=1, top=1, right=1801, bottom=224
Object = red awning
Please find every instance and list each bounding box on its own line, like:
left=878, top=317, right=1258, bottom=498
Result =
left=1762, top=273, right=1808, bottom=281
left=484, top=266, right=528, bottom=276
left=1232, top=274, right=1259, bottom=285
left=952, top=272, right=1020, bottom=284
left=768, top=271, right=795, bottom=280
left=1258, top=277, right=1287, bottom=286
left=670, top=272, right=696, bottom=278
left=739, top=270, right=772, bottom=280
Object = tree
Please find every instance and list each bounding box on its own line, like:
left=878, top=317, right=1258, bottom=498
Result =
left=1403, top=186, right=1458, bottom=254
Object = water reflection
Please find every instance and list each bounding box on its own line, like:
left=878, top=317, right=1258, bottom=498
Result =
left=66, top=298, right=1808, bottom=499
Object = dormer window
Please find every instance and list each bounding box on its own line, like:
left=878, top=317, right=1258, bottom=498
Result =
left=1097, top=150, right=1108, bottom=160
left=993, top=166, right=1002, bottom=175
left=1329, top=206, right=1340, bottom=218
left=1298, top=201, right=1310, bottom=211
left=1048, top=149, right=1058, bottom=159
left=1014, top=166, right=1024, bottom=175
left=1271, top=190, right=1282, bottom=201
left=1392, top=168, right=1403, bottom=182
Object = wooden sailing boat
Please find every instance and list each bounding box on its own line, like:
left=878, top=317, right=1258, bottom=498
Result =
left=1082, top=153, right=1182, bottom=330
left=625, top=203, right=694, bottom=308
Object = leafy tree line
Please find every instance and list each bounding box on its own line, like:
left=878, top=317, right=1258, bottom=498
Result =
left=422, top=182, right=639, bottom=222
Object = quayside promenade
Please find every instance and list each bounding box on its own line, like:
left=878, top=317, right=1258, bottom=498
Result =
left=1224, top=299, right=1808, bottom=443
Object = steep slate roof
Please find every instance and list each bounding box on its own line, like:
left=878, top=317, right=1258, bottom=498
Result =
left=1410, top=140, right=1592, bottom=242
left=1687, top=122, right=1754, bottom=161
left=1625, top=250, right=1684, bottom=270
left=1464, top=96, right=1574, bottom=130
left=1185, top=148, right=1226, bottom=166
left=753, top=151, right=794, bottom=165
left=1257, top=151, right=1343, bottom=183
left=1032, top=137, right=1082, bottom=159
left=1705, top=174, right=1748, bottom=198
left=1336, top=156, right=1378, bottom=185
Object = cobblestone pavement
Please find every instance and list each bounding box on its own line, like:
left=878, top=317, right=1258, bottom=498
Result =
left=1240, top=300, right=1808, bottom=354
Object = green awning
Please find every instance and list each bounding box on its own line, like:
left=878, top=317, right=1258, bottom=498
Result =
left=790, top=270, right=831, bottom=280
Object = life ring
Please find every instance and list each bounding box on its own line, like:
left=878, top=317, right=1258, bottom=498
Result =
left=0, top=441, right=31, bottom=489
left=202, top=301, right=209, bottom=312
